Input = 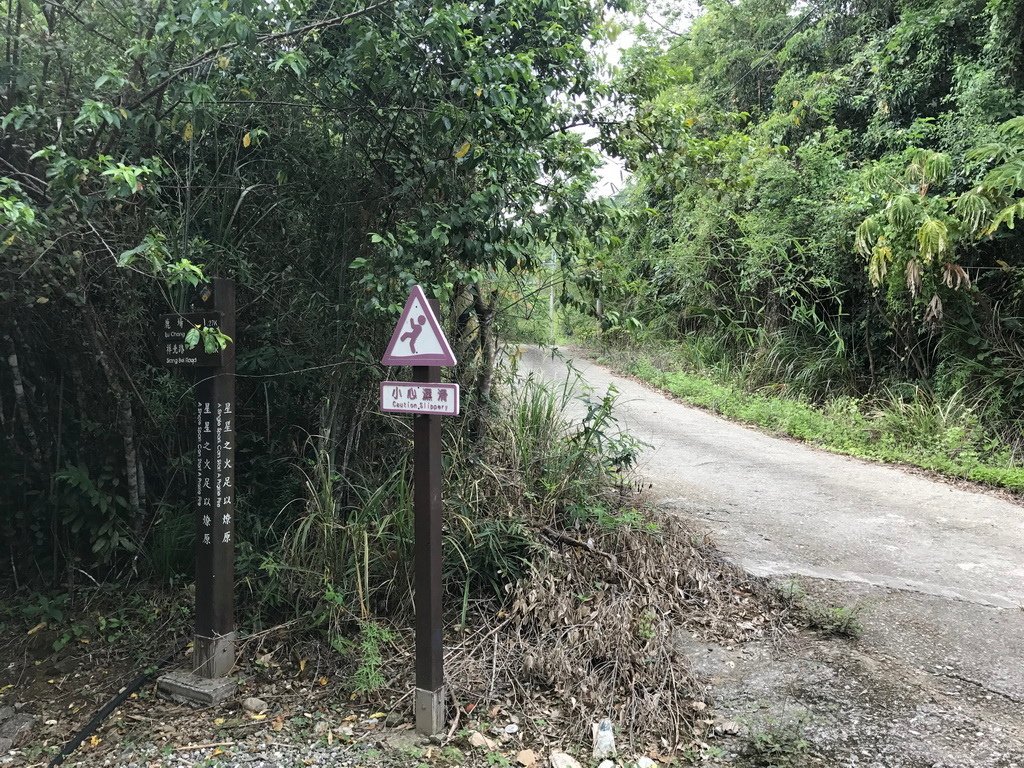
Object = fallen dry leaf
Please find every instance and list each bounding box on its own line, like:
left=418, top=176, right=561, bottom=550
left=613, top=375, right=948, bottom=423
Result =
left=516, top=748, right=538, bottom=767
left=469, top=731, right=497, bottom=751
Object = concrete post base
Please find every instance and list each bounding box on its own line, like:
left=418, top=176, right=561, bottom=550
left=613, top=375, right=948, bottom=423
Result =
left=157, top=669, right=237, bottom=707
left=415, top=686, right=446, bottom=735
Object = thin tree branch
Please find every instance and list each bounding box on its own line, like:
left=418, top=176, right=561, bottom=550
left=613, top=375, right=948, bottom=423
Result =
left=131, top=1, right=391, bottom=109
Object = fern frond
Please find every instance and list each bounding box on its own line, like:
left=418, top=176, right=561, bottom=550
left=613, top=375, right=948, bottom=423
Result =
left=966, top=143, right=1010, bottom=164
left=924, top=152, right=951, bottom=185
left=942, top=262, right=970, bottom=291
left=924, top=293, right=943, bottom=325
left=868, top=242, right=892, bottom=287
left=988, top=200, right=1024, bottom=233
left=905, top=259, right=922, bottom=297
left=996, top=116, right=1024, bottom=140
left=982, top=156, right=1024, bottom=193
left=864, top=165, right=896, bottom=194
left=906, top=149, right=950, bottom=188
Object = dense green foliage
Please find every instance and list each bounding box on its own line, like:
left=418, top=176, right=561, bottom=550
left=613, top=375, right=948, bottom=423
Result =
left=10, top=0, right=1024, bottom=637
left=0, top=0, right=624, bottom=612
left=593, top=0, right=1024, bottom=454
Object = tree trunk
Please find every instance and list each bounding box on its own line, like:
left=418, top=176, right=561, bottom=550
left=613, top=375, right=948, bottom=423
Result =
left=452, top=283, right=477, bottom=365
left=5, top=332, right=41, bottom=467
left=119, top=398, right=141, bottom=540
left=83, top=304, right=145, bottom=535
left=473, top=284, right=498, bottom=406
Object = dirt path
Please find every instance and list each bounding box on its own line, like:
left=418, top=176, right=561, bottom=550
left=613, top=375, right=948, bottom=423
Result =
left=519, top=345, right=1024, bottom=766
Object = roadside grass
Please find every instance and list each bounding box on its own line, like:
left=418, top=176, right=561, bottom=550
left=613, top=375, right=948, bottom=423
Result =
left=778, top=581, right=862, bottom=639
left=741, top=715, right=811, bottom=767
left=593, top=346, right=1024, bottom=494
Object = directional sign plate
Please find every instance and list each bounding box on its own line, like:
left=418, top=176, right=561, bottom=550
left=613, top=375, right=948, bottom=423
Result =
left=160, top=312, right=223, bottom=368
left=382, top=285, right=457, bottom=367
left=381, top=381, right=460, bottom=416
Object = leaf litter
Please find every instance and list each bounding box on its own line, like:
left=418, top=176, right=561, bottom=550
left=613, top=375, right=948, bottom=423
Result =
left=0, top=505, right=796, bottom=767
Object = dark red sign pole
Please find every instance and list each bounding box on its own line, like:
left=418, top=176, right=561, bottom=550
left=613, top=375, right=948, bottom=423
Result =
left=192, top=277, right=236, bottom=679
left=381, top=288, right=454, bottom=734
left=412, top=302, right=445, bottom=735
left=412, top=363, right=445, bottom=733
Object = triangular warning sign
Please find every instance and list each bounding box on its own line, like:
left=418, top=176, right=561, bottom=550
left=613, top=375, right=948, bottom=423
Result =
left=381, top=285, right=457, bottom=367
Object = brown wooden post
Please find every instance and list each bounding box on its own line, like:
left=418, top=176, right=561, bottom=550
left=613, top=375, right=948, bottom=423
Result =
left=191, top=278, right=236, bottom=678
left=412, top=303, right=445, bottom=735
left=380, top=288, right=453, bottom=734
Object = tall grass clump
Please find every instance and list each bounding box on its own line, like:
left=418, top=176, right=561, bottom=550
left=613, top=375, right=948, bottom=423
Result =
left=266, top=431, right=415, bottom=656
left=739, top=329, right=855, bottom=400
left=253, top=367, right=645, bottom=684
left=872, top=385, right=984, bottom=453
left=493, top=371, right=641, bottom=514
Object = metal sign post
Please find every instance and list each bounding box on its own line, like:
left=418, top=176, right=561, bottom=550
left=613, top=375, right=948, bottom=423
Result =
left=157, top=277, right=238, bottom=706
left=381, top=286, right=458, bottom=735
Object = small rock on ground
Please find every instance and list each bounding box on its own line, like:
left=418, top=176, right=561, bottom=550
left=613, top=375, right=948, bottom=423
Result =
left=241, top=697, right=268, bottom=714
left=549, top=751, right=583, bottom=768
left=0, top=714, right=36, bottom=747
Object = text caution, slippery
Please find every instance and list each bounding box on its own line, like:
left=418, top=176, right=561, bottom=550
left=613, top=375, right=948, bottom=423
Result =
left=381, top=382, right=460, bottom=416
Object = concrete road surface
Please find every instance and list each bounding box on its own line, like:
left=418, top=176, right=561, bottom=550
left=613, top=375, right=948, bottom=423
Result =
left=519, top=345, right=1024, bottom=765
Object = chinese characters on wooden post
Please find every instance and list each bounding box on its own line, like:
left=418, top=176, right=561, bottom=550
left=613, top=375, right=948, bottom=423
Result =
left=161, top=278, right=236, bottom=680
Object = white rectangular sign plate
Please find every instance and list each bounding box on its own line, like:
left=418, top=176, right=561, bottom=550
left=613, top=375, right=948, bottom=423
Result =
left=381, top=381, right=460, bottom=416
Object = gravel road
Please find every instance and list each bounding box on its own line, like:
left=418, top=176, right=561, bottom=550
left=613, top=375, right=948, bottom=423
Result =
left=520, top=345, right=1024, bottom=765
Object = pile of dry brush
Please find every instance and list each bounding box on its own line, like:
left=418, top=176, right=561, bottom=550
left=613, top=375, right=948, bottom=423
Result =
left=404, top=504, right=795, bottom=753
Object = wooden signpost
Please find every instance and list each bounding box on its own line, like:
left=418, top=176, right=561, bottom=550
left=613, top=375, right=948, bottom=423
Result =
left=381, top=285, right=458, bottom=735
left=158, top=277, right=238, bottom=705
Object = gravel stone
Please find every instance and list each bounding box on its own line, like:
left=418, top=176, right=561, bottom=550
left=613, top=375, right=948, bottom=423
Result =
left=0, top=714, right=35, bottom=747
left=241, top=697, right=268, bottom=714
